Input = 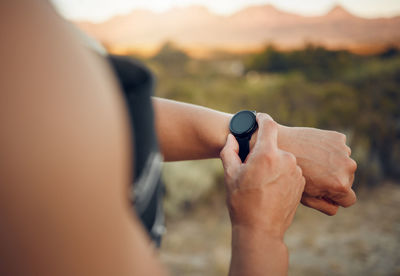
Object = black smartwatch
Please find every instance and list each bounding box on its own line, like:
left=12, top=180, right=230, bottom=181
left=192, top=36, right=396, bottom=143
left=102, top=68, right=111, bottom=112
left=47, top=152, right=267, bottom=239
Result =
left=229, top=110, right=258, bottom=162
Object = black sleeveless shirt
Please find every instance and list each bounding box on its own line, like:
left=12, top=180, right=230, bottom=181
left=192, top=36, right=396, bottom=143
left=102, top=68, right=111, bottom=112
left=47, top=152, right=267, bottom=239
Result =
left=107, top=55, right=165, bottom=247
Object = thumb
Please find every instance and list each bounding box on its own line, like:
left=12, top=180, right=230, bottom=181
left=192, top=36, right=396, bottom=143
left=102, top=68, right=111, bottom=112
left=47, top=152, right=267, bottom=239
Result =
left=254, top=113, right=278, bottom=154
left=220, top=134, right=241, bottom=174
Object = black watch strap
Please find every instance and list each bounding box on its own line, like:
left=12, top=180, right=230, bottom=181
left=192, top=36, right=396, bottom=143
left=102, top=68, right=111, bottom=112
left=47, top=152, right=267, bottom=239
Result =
left=236, top=136, right=250, bottom=163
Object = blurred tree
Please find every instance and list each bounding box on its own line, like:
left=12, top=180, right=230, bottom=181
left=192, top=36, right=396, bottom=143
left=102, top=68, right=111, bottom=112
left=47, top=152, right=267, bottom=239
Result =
left=379, top=45, right=400, bottom=59
left=245, top=45, right=289, bottom=73
left=246, top=44, right=359, bottom=81
left=152, top=41, right=189, bottom=67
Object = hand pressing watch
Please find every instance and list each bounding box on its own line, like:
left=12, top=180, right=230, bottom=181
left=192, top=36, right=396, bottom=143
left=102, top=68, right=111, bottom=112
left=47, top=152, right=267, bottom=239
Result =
left=229, top=110, right=258, bottom=162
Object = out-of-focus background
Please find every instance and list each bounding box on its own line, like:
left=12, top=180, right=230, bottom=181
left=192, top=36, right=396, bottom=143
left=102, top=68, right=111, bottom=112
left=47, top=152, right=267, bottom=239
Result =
left=54, top=0, right=400, bottom=275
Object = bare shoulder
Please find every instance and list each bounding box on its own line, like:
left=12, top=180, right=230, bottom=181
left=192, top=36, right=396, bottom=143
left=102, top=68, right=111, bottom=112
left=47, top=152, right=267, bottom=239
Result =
left=0, top=1, right=165, bottom=275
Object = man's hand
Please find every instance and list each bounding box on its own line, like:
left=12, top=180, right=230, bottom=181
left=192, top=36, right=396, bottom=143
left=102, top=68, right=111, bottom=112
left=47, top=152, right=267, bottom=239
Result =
left=221, top=114, right=305, bottom=276
left=221, top=114, right=305, bottom=239
left=278, top=126, right=357, bottom=215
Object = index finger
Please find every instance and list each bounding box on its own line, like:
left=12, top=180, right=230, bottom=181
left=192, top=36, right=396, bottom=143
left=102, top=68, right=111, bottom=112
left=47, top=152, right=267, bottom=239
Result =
left=254, top=113, right=278, bottom=154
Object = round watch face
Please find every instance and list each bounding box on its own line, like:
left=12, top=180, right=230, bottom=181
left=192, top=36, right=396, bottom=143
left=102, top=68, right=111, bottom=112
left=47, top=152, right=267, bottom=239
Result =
left=229, top=110, right=257, bottom=138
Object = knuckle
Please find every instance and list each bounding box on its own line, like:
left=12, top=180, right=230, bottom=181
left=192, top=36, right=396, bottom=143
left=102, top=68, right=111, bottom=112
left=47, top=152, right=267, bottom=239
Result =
left=260, top=150, right=278, bottom=165
left=343, top=198, right=357, bottom=208
left=264, top=119, right=278, bottom=132
left=256, top=112, right=273, bottom=123
left=336, top=132, right=347, bottom=143
left=225, top=167, right=236, bottom=180
left=257, top=113, right=277, bottom=132
left=343, top=191, right=357, bottom=208
left=295, top=167, right=306, bottom=189
left=296, top=165, right=304, bottom=177
left=299, top=175, right=306, bottom=188
left=347, top=158, right=357, bottom=172
left=333, top=176, right=350, bottom=193
left=345, top=145, right=352, bottom=156
left=282, top=151, right=297, bottom=166
left=219, top=148, right=227, bottom=160
left=219, top=149, right=224, bottom=159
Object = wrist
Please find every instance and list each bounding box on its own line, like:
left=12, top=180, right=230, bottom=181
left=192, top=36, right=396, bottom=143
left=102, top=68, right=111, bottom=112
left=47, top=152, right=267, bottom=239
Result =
left=231, top=225, right=288, bottom=275
left=231, top=224, right=285, bottom=244
left=210, top=112, right=233, bottom=157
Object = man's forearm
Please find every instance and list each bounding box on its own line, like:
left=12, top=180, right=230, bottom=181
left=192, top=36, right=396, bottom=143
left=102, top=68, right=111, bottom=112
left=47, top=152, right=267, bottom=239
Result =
left=229, top=226, right=288, bottom=276
left=153, top=97, right=290, bottom=161
left=152, top=97, right=232, bottom=161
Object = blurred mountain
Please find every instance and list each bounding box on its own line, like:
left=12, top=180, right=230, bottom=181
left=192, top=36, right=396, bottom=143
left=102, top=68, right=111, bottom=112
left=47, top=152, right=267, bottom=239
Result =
left=76, top=4, right=400, bottom=55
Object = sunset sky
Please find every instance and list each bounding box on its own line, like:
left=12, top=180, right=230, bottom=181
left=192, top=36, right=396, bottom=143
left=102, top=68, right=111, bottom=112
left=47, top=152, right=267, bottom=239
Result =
left=52, top=0, right=400, bottom=22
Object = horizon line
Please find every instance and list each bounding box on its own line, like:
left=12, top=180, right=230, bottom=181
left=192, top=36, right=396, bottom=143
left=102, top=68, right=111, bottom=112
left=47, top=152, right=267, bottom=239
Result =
left=70, top=4, right=400, bottom=24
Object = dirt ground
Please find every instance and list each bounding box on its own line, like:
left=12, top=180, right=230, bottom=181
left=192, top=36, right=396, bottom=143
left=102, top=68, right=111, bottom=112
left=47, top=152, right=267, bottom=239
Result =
left=159, top=182, right=400, bottom=276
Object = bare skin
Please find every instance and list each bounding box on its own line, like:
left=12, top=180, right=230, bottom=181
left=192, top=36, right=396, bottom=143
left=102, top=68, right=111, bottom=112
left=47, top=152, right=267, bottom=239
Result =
left=153, top=97, right=357, bottom=215
left=221, top=114, right=306, bottom=276
left=0, top=1, right=165, bottom=275
left=1, top=1, right=355, bottom=275
left=0, top=1, right=301, bottom=275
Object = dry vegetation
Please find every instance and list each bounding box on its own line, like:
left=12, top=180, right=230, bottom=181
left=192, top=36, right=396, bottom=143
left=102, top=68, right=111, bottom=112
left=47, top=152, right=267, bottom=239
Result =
left=160, top=162, right=400, bottom=276
left=145, top=45, right=400, bottom=275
